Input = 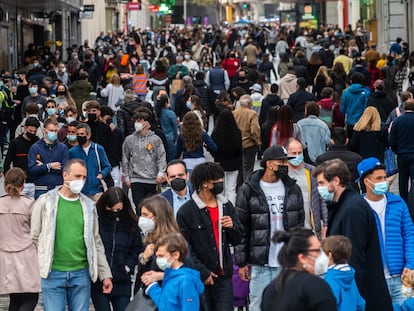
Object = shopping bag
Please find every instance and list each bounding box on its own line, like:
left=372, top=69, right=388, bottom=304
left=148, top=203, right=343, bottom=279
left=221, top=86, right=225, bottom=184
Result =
left=171, top=79, right=183, bottom=95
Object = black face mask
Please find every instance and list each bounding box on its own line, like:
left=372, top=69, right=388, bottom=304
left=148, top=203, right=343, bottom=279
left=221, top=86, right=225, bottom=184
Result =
left=274, top=165, right=289, bottom=179
left=26, top=132, right=37, bottom=141
left=106, top=119, right=112, bottom=125
left=210, top=182, right=224, bottom=195
left=88, top=113, right=97, bottom=122
left=108, top=210, right=122, bottom=221
left=239, top=76, right=247, bottom=81
left=171, top=178, right=186, bottom=192
left=76, top=136, right=87, bottom=146
left=57, top=91, right=65, bottom=96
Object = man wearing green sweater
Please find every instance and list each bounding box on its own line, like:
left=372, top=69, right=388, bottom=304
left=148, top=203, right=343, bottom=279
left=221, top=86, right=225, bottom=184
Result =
left=31, top=158, right=113, bottom=310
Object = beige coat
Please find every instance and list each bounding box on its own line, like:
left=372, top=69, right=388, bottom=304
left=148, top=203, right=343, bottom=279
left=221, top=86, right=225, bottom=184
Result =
left=31, top=187, right=112, bottom=282
left=0, top=195, right=40, bottom=294
left=233, top=106, right=261, bottom=149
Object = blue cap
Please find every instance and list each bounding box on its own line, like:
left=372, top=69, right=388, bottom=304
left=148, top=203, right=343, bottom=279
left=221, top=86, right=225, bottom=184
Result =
left=357, top=157, right=385, bottom=178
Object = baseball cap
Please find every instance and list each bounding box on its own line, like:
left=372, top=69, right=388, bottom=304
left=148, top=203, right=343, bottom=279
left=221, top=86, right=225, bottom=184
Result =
left=261, top=145, right=294, bottom=167
left=357, top=157, right=385, bottom=179
left=250, top=83, right=262, bottom=92
left=374, top=79, right=384, bottom=89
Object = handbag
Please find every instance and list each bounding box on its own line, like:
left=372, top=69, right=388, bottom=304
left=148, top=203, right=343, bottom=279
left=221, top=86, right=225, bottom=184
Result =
left=171, top=79, right=183, bottom=95
left=384, top=148, right=398, bottom=177
left=125, top=288, right=157, bottom=311
left=95, top=144, right=114, bottom=191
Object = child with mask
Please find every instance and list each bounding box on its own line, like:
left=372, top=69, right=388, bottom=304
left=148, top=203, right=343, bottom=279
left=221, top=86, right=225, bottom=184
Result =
left=141, top=232, right=204, bottom=311
left=322, top=235, right=366, bottom=311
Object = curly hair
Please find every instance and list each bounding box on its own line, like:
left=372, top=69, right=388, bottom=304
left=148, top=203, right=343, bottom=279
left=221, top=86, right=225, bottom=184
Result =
left=181, top=111, right=203, bottom=152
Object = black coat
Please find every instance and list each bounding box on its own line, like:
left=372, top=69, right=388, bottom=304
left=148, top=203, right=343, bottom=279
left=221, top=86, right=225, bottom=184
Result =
left=259, top=94, right=283, bottom=125
left=177, top=194, right=242, bottom=281
left=349, top=128, right=388, bottom=162
left=287, top=89, right=316, bottom=122
left=93, top=215, right=142, bottom=296
left=327, top=187, right=392, bottom=311
left=234, top=170, right=304, bottom=267
left=367, top=90, right=397, bottom=122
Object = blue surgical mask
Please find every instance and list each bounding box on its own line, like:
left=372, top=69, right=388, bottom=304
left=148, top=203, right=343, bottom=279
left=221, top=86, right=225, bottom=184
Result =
left=369, top=180, right=388, bottom=195
left=29, top=87, right=37, bottom=95
left=66, top=135, right=77, bottom=142
left=318, top=186, right=334, bottom=202
left=186, top=101, right=192, bottom=110
left=289, top=154, right=304, bottom=167
left=156, top=256, right=172, bottom=271
left=46, top=131, right=57, bottom=142
left=47, top=108, right=56, bottom=116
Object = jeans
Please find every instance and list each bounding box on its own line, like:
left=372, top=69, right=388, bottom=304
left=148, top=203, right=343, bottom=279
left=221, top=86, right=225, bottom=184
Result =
left=397, top=153, right=414, bottom=202
left=22, top=183, right=35, bottom=198
left=203, top=276, right=233, bottom=311
left=131, top=182, right=157, bottom=213
left=41, top=268, right=91, bottom=311
left=91, top=284, right=130, bottom=311
left=111, top=166, right=121, bottom=188
left=224, top=170, right=238, bottom=205
left=249, top=265, right=281, bottom=311
left=241, top=145, right=258, bottom=183
left=386, top=275, right=405, bottom=305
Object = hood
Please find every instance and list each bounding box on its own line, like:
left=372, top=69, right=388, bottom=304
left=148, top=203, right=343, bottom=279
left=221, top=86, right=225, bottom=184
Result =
left=164, top=267, right=204, bottom=294
left=326, top=265, right=356, bottom=290
left=121, top=101, right=140, bottom=114
left=73, top=80, right=92, bottom=90
left=348, top=83, right=366, bottom=94
left=318, top=98, right=335, bottom=110
left=283, top=73, right=297, bottom=83
left=370, top=90, right=387, bottom=98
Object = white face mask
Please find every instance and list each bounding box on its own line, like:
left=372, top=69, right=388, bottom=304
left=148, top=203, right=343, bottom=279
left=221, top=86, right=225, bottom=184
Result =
left=138, top=216, right=155, bottom=234
left=134, top=122, right=144, bottom=132
left=68, top=179, right=85, bottom=194
left=66, top=117, right=76, bottom=123
left=156, top=256, right=172, bottom=271
left=312, top=250, right=330, bottom=276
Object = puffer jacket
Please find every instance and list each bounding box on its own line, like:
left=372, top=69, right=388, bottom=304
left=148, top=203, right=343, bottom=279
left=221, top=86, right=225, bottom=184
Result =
left=122, top=130, right=167, bottom=184
left=30, top=187, right=112, bottom=282
left=234, top=170, right=304, bottom=267
left=365, top=192, right=414, bottom=275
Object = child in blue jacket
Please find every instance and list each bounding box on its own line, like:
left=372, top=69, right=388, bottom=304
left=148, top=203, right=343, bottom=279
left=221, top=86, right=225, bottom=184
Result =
left=322, top=235, right=365, bottom=311
left=142, top=232, right=204, bottom=311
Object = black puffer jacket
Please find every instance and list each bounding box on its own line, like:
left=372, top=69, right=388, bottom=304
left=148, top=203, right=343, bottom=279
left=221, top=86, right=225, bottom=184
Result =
left=234, top=170, right=304, bottom=267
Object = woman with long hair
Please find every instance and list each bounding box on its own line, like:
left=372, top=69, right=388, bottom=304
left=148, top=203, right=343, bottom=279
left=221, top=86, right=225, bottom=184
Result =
left=175, top=83, right=196, bottom=121
left=100, top=73, right=124, bottom=111
left=135, top=195, right=181, bottom=293
left=313, top=66, right=333, bottom=100
left=54, top=83, right=76, bottom=107
left=211, top=109, right=242, bottom=205
left=175, top=111, right=217, bottom=171
left=230, top=86, right=245, bottom=107
left=270, top=105, right=303, bottom=146
left=0, top=168, right=40, bottom=311
left=261, top=228, right=336, bottom=310
left=150, top=60, right=169, bottom=94
left=92, top=187, right=142, bottom=311
left=261, top=106, right=279, bottom=152
left=132, top=64, right=148, bottom=101
left=307, top=53, right=322, bottom=87
left=278, top=53, right=292, bottom=79
left=187, top=95, right=207, bottom=129
left=331, top=62, right=347, bottom=103
left=349, top=106, right=387, bottom=161
left=155, top=95, right=178, bottom=162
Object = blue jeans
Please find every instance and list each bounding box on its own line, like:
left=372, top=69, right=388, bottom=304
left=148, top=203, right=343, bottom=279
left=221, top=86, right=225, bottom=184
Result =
left=249, top=265, right=281, bottom=311
left=386, top=275, right=405, bottom=305
left=41, top=268, right=91, bottom=311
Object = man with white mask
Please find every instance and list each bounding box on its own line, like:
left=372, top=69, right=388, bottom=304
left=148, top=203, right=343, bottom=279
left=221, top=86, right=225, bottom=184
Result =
left=358, top=157, right=414, bottom=305
left=121, top=109, right=166, bottom=212
left=314, top=159, right=392, bottom=311
left=182, top=51, right=199, bottom=76
left=31, top=158, right=113, bottom=310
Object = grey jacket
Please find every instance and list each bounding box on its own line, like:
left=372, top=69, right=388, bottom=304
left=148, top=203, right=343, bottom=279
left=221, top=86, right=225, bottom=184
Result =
left=122, top=130, right=167, bottom=184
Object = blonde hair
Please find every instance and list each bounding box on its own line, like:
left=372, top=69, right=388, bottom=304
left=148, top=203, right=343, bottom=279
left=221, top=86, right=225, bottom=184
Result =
left=353, top=106, right=381, bottom=132
left=314, top=66, right=332, bottom=86
left=110, top=74, right=121, bottom=87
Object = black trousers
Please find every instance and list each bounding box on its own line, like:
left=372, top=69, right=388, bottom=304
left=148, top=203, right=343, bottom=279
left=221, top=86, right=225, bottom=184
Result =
left=9, top=293, right=38, bottom=311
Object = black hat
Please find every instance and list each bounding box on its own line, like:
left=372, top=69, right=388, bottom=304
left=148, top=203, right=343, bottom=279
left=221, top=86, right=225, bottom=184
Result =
left=261, top=145, right=294, bottom=167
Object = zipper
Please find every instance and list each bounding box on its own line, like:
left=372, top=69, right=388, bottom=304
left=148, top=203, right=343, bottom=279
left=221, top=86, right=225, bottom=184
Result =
left=110, top=221, right=117, bottom=268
